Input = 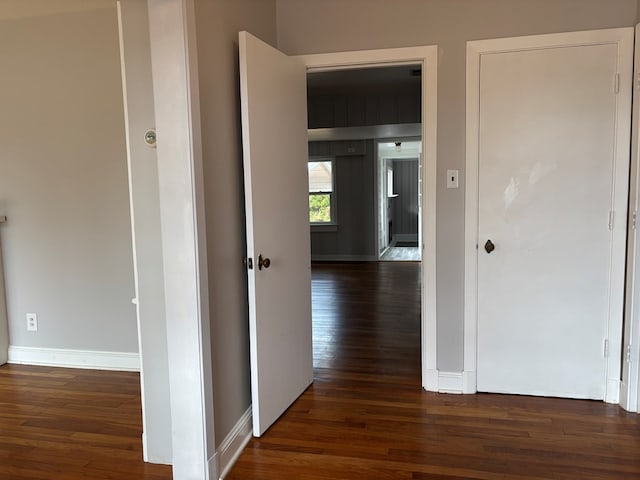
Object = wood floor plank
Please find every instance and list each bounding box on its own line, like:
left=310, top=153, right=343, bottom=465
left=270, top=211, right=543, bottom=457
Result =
left=228, top=262, right=640, bottom=479
left=0, top=364, right=172, bottom=479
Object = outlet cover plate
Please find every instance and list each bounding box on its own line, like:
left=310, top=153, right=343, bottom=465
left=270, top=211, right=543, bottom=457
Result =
left=26, top=313, right=38, bottom=332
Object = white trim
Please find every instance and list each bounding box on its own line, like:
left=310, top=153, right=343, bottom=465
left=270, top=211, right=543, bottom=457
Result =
left=298, top=44, right=438, bottom=392
left=425, top=369, right=438, bottom=391
left=462, top=370, right=476, bottom=394
left=117, top=0, right=174, bottom=465
left=606, top=379, right=621, bottom=405
left=148, top=0, right=215, bottom=477
left=464, top=28, right=634, bottom=400
left=0, top=218, right=7, bottom=366
left=621, top=23, right=640, bottom=414
left=311, top=254, right=378, bottom=262
left=426, top=370, right=477, bottom=394
left=438, top=372, right=463, bottom=394
left=214, top=407, right=253, bottom=480
left=7, top=345, right=140, bottom=371
left=463, top=35, right=481, bottom=393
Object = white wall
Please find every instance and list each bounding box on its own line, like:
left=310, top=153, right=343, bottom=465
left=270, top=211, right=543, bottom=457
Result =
left=0, top=3, right=137, bottom=354
left=276, top=0, right=638, bottom=371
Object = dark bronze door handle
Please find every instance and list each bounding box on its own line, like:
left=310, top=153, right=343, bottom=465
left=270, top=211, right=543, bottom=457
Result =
left=258, top=254, right=271, bottom=270
left=484, top=239, right=495, bottom=254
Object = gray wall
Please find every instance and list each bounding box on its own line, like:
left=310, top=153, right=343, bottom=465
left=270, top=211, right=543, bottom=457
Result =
left=276, top=0, right=637, bottom=371
left=0, top=3, right=137, bottom=353
left=310, top=141, right=377, bottom=260
left=193, top=0, right=278, bottom=447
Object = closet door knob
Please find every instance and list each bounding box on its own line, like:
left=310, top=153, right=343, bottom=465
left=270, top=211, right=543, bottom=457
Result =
left=484, top=239, right=496, bottom=254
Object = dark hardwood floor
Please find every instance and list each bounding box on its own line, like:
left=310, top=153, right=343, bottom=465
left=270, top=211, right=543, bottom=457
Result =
left=2, top=263, right=639, bottom=479
left=0, top=364, right=172, bottom=480
left=228, top=261, right=640, bottom=479
left=312, top=262, right=421, bottom=377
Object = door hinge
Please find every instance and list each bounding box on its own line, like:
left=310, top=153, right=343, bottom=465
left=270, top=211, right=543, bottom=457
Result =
left=608, top=211, right=615, bottom=230
left=626, top=344, right=633, bottom=363
left=603, top=339, right=609, bottom=358
left=633, top=211, right=637, bottom=230
left=614, top=73, right=620, bottom=94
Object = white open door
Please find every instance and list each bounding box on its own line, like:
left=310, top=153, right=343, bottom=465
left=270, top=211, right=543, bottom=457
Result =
left=239, top=31, right=313, bottom=436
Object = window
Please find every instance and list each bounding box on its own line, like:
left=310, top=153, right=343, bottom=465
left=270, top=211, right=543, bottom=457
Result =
left=308, top=159, right=334, bottom=224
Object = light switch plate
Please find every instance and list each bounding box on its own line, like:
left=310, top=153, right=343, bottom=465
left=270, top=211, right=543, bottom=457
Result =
left=447, top=170, right=459, bottom=189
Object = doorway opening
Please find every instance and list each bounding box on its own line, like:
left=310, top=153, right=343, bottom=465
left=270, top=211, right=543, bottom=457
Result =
left=377, top=139, right=422, bottom=262
left=239, top=37, right=439, bottom=435
left=306, top=65, right=423, bottom=380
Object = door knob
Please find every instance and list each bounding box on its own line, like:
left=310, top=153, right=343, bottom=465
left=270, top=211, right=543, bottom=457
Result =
left=258, top=254, right=271, bottom=270
left=484, top=239, right=495, bottom=254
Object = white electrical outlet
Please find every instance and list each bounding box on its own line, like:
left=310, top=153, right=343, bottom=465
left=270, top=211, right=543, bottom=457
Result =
left=26, top=313, right=38, bottom=332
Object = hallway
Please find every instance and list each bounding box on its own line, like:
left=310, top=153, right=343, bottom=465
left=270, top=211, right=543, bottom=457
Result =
left=311, top=262, right=421, bottom=377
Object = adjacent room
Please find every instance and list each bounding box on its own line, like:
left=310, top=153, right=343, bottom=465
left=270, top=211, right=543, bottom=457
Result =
left=304, top=65, right=423, bottom=379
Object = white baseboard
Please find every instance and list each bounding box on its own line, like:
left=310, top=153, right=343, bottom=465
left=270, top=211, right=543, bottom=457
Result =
left=619, top=380, right=634, bottom=412
left=311, top=254, right=377, bottom=262
left=462, top=371, right=477, bottom=394
left=605, top=378, right=621, bottom=404
left=424, top=368, right=438, bottom=391
left=424, top=369, right=476, bottom=394
left=7, top=345, right=140, bottom=371
left=211, top=407, right=253, bottom=480
left=438, top=371, right=464, bottom=394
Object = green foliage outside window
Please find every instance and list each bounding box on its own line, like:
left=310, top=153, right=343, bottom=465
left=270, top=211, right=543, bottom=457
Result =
left=309, top=194, right=331, bottom=223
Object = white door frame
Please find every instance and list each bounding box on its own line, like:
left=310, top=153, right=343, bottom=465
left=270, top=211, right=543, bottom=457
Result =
left=295, top=46, right=438, bottom=391
left=147, top=0, right=216, bottom=478
left=464, top=28, right=634, bottom=402
left=117, top=0, right=173, bottom=464
left=0, top=216, right=7, bottom=366
left=621, top=24, right=640, bottom=414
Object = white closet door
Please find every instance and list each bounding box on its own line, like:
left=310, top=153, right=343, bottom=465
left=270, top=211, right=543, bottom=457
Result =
left=476, top=37, right=627, bottom=399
